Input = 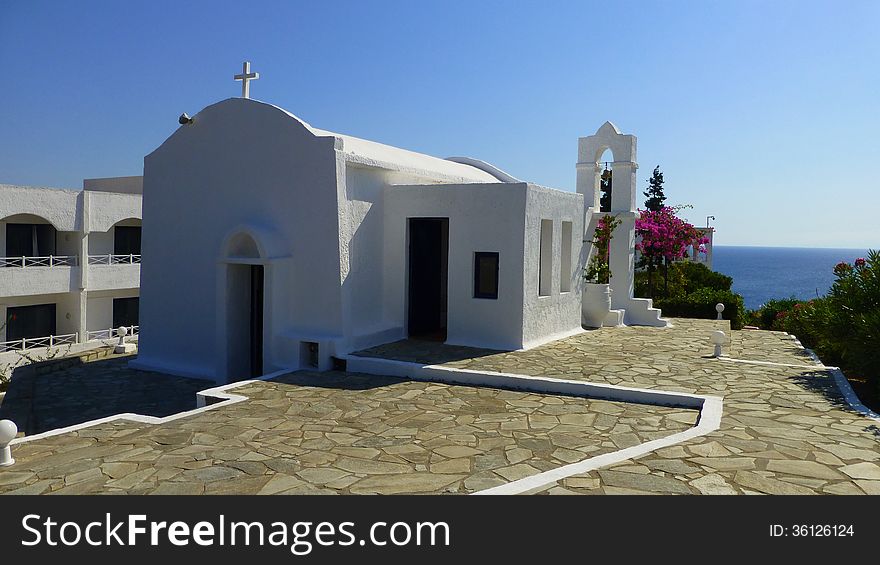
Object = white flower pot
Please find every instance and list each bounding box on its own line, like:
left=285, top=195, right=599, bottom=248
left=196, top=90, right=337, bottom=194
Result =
left=583, top=283, right=612, bottom=328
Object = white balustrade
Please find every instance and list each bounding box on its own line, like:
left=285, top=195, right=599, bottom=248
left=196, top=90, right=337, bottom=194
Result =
left=0, top=255, right=78, bottom=268
left=86, top=325, right=139, bottom=342
left=0, top=332, right=78, bottom=353
left=87, top=254, right=141, bottom=265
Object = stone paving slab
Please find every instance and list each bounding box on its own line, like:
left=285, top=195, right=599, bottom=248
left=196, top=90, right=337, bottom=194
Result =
left=0, top=372, right=697, bottom=495
left=357, top=319, right=880, bottom=495
left=4, top=317, right=878, bottom=495
left=0, top=356, right=214, bottom=435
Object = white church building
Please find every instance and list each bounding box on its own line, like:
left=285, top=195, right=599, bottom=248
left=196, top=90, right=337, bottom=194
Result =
left=132, top=73, right=666, bottom=383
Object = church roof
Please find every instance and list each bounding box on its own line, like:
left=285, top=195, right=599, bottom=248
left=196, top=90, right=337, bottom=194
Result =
left=310, top=125, right=505, bottom=183
left=264, top=99, right=515, bottom=183
left=152, top=98, right=519, bottom=184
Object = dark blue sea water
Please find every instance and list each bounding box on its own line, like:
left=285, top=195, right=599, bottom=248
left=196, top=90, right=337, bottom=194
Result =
left=713, top=246, right=870, bottom=310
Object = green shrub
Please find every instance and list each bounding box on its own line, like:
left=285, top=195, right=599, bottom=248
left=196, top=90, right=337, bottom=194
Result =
left=669, top=261, right=733, bottom=294
left=746, top=297, right=802, bottom=329
left=654, top=288, right=746, bottom=329
left=762, top=251, right=880, bottom=401
left=636, top=260, right=732, bottom=299
left=822, top=252, right=880, bottom=382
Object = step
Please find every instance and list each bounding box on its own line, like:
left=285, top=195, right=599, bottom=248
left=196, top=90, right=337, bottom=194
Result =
left=603, top=309, right=625, bottom=327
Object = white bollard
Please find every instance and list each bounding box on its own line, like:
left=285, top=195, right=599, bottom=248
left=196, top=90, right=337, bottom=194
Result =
left=116, top=325, right=128, bottom=346
left=114, top=326, right=136, bottom=354
left=711, top=330, right=726, bottom=358
left=0, top=419, right=18, bottom=466
left=716, top=303, right=725, bottom=320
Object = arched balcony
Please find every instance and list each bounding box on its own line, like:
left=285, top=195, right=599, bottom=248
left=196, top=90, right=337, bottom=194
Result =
left=0, top=213, right=78, bottom=268
left=87, top=217, right=142, bottom=266
left=85, top=218, right=142, bottom=292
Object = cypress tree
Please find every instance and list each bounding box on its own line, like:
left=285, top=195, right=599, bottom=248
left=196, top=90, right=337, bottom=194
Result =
left=643, top=166, right=666, bottom=212
left=599, top=168, right=612, bottom=212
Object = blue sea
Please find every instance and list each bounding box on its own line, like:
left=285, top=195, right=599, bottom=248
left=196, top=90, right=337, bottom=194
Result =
left=713, top=246, right=871, bottom=310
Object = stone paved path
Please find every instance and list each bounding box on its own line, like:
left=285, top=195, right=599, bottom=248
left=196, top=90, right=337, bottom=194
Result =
left=360, top=319, right=880, bottom=494
left=3, top=318, right=878, bottom=495
left=0, top=372, right=696, bottom=495
left=0, top=356, right=213, bottom=435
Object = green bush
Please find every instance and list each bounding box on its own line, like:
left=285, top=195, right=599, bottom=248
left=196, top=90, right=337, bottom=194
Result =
left=757, top=251, right=880, bottom=401
left=654, top=288, right=746, bottom=329
left=746, top=297, right=802, bottom=329
left=668, top=261, right=733, bottom=294
left=636, top=260, right=733, bottom=299
left=822, top=252, right=880, bottom=382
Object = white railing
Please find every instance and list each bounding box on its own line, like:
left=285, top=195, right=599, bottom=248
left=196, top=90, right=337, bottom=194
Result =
left=0, top=332, right=78, bottom=353
left=86, top=325, right=139, bottom=341
left=87, top=254, right=141, bottom=265
left=0, top=255, right=78, bottom=268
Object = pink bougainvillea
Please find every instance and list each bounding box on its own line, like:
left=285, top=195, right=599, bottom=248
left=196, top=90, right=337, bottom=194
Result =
left=635, top=206, right=708, bottom=262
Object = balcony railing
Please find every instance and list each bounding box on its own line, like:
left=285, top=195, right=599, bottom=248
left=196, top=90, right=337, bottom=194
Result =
left=0, top=332, right=78, bottom=354
left=85, top=325, right=139, bottom=341
left=0, top=255, right=78, bottom=268
left=87, top=254, right=141, bottom=265
left=0, top=326, right=139, bottom=354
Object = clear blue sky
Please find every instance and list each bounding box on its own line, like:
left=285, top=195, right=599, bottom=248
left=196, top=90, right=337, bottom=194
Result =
left=1, top=1, right=877, bottom=248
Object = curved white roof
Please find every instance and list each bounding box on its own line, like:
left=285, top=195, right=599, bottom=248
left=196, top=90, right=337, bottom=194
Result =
left=265, top=99, right=513, bottom=183
left=154, top=98, right=518, bottom=184
left=310, top=126, right=503, bottom=183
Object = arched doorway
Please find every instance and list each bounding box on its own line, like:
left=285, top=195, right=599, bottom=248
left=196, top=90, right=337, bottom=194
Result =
left=223, top=232, right=265, bottom=381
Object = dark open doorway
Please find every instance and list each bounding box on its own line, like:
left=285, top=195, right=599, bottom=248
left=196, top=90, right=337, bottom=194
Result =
left=112, top=297, right=139, bottom=328
left=6, top=303, right=56, bottom=341
left=227, top=263, right=264, bottom=381
left=249, top=265, right=264, bottom=377
left=408, top=218, right=448, bottom=340
left=6, top=223, right=56, bottom=258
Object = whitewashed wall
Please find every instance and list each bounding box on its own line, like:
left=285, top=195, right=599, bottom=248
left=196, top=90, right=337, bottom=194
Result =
left=384, top=183, right=528, bottom=350
left=0, top=185, right=81, bottom=233
left=135, top=98, right=345, bottom=382
left=521, top=186, right=584, bottom=348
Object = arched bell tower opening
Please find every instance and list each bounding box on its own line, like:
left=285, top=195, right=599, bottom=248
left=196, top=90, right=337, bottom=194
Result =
left=598, top=150, right=613, bottom=213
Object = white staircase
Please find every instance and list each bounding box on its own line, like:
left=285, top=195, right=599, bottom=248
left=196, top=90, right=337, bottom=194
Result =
left=583, top=208, right=669, bottom=328
left=622, top=297, right=668, bottom=327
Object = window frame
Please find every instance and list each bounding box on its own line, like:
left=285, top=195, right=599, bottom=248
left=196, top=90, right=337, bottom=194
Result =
left=473, top=251, right=500, bottom=300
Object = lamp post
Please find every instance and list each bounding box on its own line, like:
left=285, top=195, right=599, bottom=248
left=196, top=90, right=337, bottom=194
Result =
left=0, top=419, right=17, bottom=466
left=707, top=215, right=715, bottom=228
left=711, top=331, right=726, bottom=358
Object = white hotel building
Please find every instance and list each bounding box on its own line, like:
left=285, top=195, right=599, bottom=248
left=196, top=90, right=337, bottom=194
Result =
left=0, top=177, right=142, bottom=354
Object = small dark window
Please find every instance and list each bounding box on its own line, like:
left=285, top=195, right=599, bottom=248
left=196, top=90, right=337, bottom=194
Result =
left=473, top=252, right=499, bottom=299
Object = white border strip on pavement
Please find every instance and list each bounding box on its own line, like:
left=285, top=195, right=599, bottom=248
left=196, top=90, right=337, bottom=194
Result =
left=727, top=333, right=880, bottom=422
left=343, top=354, right=723, bottom=495
left=714, top=356, right=827, bottom=370
left=9, top=369, right=292, bottom=446
left=476, top=396, right=724, bottom=495
left=787, top=334, right=880, bottom=422
left=7, top=355, right=724, bottom=496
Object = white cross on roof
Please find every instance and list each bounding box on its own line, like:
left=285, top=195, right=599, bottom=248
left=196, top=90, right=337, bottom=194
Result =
left=234, top=61, right=259, bottom=99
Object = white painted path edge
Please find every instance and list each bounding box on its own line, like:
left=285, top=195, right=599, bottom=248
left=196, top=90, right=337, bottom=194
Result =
left=8, top=368, right=292, bottom=446
left=8, top=336, right=876, bottom=495
left=342, top=355, right=723, bottom=495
